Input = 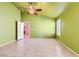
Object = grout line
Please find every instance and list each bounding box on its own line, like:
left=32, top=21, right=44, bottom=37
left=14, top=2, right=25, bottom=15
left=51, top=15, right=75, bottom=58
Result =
left=58, top=40, right=79, bottom=56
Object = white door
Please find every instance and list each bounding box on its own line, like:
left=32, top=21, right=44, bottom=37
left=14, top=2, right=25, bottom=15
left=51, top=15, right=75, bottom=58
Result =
left=17, top=21, right=24, bottom=40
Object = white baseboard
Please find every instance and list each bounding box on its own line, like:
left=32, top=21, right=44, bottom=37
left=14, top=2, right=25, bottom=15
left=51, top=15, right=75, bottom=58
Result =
left=58, top=40, right=79, bottom=56
left=0, top=40, right=16, bottom=47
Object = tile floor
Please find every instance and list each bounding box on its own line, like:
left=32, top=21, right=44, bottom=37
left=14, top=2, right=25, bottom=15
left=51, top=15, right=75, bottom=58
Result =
left=0, top=38, right=78, bottom=57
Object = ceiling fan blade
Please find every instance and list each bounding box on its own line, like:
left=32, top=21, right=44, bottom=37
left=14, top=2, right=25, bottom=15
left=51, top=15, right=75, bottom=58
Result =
left=35, top=9, right=42, bottom=11
left=19, top=2, right=41, bottom=15
left=34, top=12, right=38, bottom=15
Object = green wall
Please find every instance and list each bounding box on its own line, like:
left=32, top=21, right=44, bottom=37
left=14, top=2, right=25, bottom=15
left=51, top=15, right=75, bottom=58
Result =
left=0, top=2, right=20, bottom=45
left=22, top=12, right=55, bottom=38
left=60, top=3, right=79, bottom=53
left=19, top=2, right=69, bottom=38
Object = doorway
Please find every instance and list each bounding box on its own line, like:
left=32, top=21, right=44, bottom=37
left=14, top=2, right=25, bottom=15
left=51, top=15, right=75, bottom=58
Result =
left=17, top=21, right=30, bottom=40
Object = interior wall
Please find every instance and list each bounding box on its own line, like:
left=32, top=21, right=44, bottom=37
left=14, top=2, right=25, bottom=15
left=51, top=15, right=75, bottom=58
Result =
left=60, top=2, right=79, bottom=53
left=22, top=13, right=55, bottom=38
left=0, top=2, right=20, bottom=45
left=12, top=2, right=69, bottom=38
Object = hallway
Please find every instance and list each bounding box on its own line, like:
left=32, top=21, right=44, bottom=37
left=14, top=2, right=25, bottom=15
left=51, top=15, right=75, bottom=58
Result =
left=0, top=38, right=78, bottom=57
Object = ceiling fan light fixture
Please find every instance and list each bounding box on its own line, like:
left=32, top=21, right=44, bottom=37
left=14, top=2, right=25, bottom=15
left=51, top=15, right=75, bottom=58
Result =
left=27, top=4, right=36, bottom=15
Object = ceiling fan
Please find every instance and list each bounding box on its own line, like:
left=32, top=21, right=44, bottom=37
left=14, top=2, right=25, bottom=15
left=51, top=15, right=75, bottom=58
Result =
left=19, top=2, right=42, bottom=15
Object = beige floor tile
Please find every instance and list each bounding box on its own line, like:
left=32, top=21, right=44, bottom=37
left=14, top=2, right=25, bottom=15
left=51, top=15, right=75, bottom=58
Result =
left=0, top=38, right=78, bottom=57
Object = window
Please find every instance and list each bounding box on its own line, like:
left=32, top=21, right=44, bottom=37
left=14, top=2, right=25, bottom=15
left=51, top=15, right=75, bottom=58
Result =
left=56, top=18, right=61, bottom=37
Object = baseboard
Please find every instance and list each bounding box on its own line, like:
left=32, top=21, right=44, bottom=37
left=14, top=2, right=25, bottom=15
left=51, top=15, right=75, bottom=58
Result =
left=58, top=40, right=79, bottom=56
left=0, top=40, right=16, bottom=47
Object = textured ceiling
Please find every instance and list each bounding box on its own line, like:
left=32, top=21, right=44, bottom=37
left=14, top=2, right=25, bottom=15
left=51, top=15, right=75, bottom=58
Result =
left=12, top=2, right=69, bottom=18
